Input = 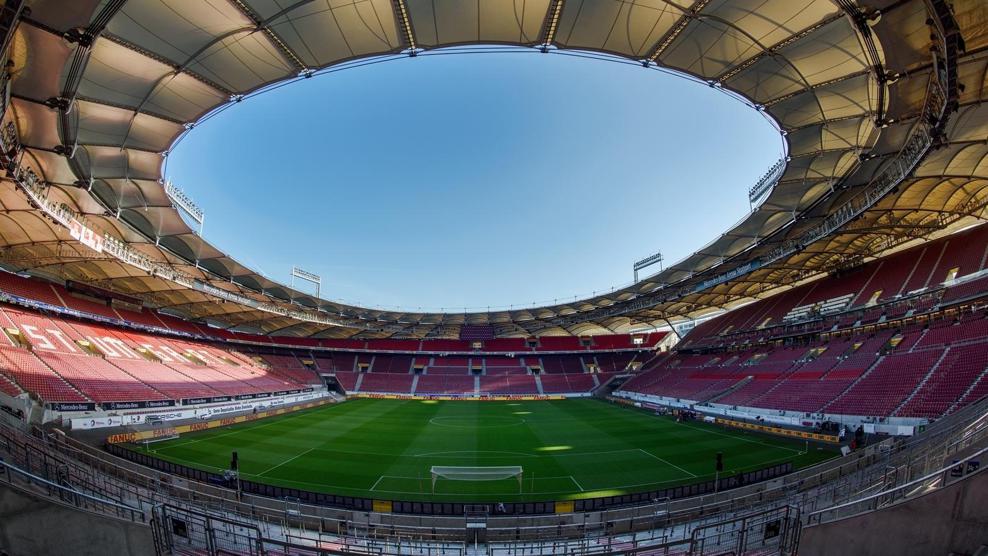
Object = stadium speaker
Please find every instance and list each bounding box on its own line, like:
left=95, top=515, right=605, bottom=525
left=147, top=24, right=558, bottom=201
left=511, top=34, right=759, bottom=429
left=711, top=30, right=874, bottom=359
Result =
left=715, top=452, right=724, bottom=472
left=231, top=451, right=239, bottom=471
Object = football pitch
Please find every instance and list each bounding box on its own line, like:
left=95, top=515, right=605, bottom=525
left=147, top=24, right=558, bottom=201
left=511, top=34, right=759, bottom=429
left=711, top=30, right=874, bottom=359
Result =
left=133, top=398, right=836, bottom=502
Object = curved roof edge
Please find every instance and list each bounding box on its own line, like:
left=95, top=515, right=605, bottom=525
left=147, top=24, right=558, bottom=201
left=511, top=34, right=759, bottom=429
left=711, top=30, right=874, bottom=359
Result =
left=1, top=0, right=981, bottom=338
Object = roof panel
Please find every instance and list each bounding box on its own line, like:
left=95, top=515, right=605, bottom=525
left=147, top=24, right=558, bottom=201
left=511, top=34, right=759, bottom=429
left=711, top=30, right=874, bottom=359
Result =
left=917, top=143, right=988, bottom=177
left=267, top=0, right=400, bottom=67
left=79, top=39, right=174, bottom=109
left=75, top=100, right=183, bottom=152
left=955, top=53, right=988, bottom=106
left=724, top=54, right=804, bottom=102
left=554, top=0, right=683, bottom=57
left=782, top=149, right=855, bottom=185
left=480, top=0, right=552, bottom=44
left=20, top=149, right=75, bottom=186
left=126, top=112, right=185, bottom=152
left=48, top=183, right=106, bottom=217
left=786, top=118, right=876, bottom=157
left=955, top=0, right=988, bottom=52
left=102, top=178, right=170, bottom=209
left=10, top=98, right=60, bottom=149
left=406, top=0, right=475, bottom=46
left=884, top=69, right=931, bottom=120
left=75, top=145, right=163, bottom=180
left=10, top=24, right=76, bottom=102
left=108, top=0, right=254, bottom=67
left=703, top=0, right=838, bottom=51
left=661, top=16, right=756, bottom=78
left=770, top=18, right=868, bottom=87
left=871, top=0, right=930, bottom=73
left=945, top=103, right=988, bottom=143
left=768, top=72, right=874, bottom=128
left=238, top=0, right=298, bottom=22
left=23, top=0, right=101, bottom=31
left=186, top=31, right=294, bottom=92
left=3, top=0, right=957, bottom=336
left=146, top=73, right=230, bottom=123
left=127, top=206, right=195, bottom=237
left=660, top=0, right=844, bottom=81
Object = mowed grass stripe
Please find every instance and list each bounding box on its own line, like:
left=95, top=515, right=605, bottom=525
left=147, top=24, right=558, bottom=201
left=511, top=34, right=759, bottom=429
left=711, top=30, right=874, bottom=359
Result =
left=260, top=399, right=443, bottom=490
left=539, top=400, right=697, bottom=491
left=135, top=398, right=835, bottom=502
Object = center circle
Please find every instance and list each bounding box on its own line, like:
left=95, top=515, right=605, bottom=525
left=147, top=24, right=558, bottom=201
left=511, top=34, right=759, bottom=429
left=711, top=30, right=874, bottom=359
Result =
left=429, top=415, right=525, bottom=428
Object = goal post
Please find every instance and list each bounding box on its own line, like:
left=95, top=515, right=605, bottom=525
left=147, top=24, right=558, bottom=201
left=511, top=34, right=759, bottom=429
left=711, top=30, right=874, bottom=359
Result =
left=137, top=427, right=180, bottom=450
left=430, top=466, right=523, bottom=493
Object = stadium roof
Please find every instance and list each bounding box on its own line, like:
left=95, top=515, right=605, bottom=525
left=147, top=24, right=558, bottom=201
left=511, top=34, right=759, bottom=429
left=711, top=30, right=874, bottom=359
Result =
left=1, top=0, right=984, bottom=338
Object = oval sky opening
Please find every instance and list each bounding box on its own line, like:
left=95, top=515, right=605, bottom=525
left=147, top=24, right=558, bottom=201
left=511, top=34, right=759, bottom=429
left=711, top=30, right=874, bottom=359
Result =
left=167, top=50, right=782, bottom=312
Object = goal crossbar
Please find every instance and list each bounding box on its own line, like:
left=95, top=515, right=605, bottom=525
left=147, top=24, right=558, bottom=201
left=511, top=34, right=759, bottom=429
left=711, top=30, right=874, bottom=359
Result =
left=140, top=433, right=179, bottom=447
left=430, top=466, right=523, bottom=493
left=134, top=426, right=180, bottom=447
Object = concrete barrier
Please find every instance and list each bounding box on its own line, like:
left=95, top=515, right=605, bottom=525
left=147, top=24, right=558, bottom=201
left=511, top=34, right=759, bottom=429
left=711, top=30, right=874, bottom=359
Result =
left=0, top=485, right=154, bottom=556
left=801, top=465, right=988, bottom=556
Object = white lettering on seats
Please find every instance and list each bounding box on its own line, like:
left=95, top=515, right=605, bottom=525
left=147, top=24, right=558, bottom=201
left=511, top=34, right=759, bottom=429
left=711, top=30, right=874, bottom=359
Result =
left=195, top=349, right=225, bottom=366
left=159, top=345, right=186, bottom=362
left=21, top=325, right=55, bottom=350
left=141, top=344, right=171, bottom=362
left=88, top=337, right=119, bottom=357
left=47, top=328, right=79, bottom=352
left=104, top=337, right=139, bottom=359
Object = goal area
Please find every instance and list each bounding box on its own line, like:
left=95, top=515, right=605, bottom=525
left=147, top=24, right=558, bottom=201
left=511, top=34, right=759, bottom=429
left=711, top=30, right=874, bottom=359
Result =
left=430, top=466, right=523, bottom=493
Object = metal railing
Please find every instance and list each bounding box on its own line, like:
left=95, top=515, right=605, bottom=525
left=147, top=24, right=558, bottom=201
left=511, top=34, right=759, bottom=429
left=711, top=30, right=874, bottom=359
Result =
left=152, top=503, right=468, bottom=556
left=0, top=392, right=985, bottom=554
left=0, top=457, right=146, bottom=523
left=805, top=445, right=988, bottom=526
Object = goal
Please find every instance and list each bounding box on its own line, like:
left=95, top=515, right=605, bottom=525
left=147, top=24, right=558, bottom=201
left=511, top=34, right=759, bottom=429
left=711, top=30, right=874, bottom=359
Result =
left=430, top=466, right=523, bottom=493
left=138, top=427, right=180, bottom=449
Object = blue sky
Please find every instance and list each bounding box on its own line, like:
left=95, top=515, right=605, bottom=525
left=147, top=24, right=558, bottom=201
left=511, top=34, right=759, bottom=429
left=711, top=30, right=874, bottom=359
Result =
left=166, top=50, right=782, bottom=312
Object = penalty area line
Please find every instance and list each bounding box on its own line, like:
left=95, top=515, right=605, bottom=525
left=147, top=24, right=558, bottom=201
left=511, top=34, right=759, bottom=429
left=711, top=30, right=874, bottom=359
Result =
left=676, top=421, right=803, bottom=455
left=256, top=447, right=317, bottom=477
left=639, top=449, right=697, bottom=478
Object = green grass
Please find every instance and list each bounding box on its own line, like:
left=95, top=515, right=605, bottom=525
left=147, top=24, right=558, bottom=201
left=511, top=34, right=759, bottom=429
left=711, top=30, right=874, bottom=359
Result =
left=131, top=398, right=836, bottom=502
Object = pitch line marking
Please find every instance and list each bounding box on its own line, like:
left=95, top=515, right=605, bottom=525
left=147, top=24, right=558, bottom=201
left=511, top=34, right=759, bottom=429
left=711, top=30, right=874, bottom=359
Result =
left=149, top=408, right=320, bottom=451
left=414, top=450, right=536, bottom=458
left=428, top=416, right=526, bottom=429
left=150, top=453, right=226, bottom=473
left=369, top=475, right=387, bottom=492
left=394, top=475, right=572, bottom=482
left=569, top=476, right=585, bottom=492
left=256, top=447, right=317, bottom=477
left=638, top=449, right=697, bottom=478
left=225, top=453, right=805, bottom=497
left=676, top=421, right=803, bottom=454
left=150, top=419, right=282, bottom=451
left=290, top=446, right=671, bottom=460
left=388, top=473, right=576, bottom=481
left=234, top=473, right=710, bottom=497
left=555, top=447, right=656, bottom=458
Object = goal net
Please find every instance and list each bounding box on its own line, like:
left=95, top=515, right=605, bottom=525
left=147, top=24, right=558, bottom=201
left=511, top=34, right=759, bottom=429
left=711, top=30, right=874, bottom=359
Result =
left=138, top=427, right=180, bottom=449
left=430, top=466, right=523, bottom=493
